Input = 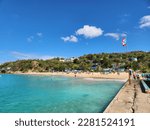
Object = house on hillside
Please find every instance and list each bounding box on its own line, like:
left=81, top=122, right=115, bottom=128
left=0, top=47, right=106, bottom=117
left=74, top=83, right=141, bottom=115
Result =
left=59, top=58, right=65, bottom=62
left=129, top=57, right=138, bottom=62
left=65, top=57, right=79, bottom=62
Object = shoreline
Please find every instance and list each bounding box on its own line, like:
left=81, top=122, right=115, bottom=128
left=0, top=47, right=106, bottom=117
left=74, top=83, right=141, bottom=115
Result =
left=12, top=71, right=129, bottom=80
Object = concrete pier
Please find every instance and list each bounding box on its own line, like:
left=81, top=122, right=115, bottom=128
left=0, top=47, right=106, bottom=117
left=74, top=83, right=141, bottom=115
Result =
left=104, top=80, right=150, bottom=113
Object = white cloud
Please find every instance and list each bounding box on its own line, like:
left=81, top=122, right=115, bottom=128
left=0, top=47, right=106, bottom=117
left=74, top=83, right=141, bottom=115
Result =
left=104, top=33, right=120, bottom=40
left=61, top=35, right=78, bottom=43
left=104, top=32, right=127, bottom=40
left=76, top=25, right=103, bottom=38
left=11, top=51, right=54, bottom=60
left=36, top=32, right=43, bottom=37
left=139, top=15, right=150, bottom=28
left=27, top=36, right=34, bottom=42
left=121, top=33, right=127, bottom=37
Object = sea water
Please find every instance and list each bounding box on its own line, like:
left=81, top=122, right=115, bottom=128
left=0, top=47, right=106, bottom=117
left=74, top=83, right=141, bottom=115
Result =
left=0, top=74, right=124, bottom=113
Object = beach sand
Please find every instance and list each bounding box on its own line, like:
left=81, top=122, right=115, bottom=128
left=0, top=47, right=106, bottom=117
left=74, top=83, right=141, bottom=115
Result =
left=15, top=71, right=129, bottom=80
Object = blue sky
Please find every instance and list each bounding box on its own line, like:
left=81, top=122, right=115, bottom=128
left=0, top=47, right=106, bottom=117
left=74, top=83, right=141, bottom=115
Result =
left=0, top=0, right=150, bottom=63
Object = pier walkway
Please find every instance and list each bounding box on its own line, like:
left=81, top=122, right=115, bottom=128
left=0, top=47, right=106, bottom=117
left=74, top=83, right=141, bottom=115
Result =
left=104, top=80, right=150, bottom=113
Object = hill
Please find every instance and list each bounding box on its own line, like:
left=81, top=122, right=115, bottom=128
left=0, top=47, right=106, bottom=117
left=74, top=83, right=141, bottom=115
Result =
left=0, top=51, right=150, bottom=73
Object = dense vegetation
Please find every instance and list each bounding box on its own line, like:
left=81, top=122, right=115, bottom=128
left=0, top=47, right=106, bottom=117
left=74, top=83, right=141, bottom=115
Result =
left=0, top=51, right=150, bottom=73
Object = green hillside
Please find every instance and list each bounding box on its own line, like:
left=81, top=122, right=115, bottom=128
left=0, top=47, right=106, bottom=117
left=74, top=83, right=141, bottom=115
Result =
left=0, top=51, right=150, bottom=73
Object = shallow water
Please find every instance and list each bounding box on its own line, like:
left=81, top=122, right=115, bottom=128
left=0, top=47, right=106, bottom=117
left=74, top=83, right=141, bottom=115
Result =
left=0, top=74, right=124, bottom=113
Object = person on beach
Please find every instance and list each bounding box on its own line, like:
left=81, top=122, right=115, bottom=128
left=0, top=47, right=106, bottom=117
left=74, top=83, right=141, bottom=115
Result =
left=128, top=68, right=132, bottom=84
left=136, top=73, right=140, bottom=79
left=133, top=71, right=136, bottom=80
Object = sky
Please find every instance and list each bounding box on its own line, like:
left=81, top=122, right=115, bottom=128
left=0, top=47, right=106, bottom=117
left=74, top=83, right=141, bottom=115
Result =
left=0, top=0, right=150, bottom=63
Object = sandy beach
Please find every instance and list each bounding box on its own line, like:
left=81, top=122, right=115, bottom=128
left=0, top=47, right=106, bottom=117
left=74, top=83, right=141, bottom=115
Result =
left=15, top=71, right=129, bottom=80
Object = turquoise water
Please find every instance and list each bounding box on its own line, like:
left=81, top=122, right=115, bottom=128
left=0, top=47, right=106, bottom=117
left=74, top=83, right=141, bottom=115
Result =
left=0, top=74, right=124, bottom=113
